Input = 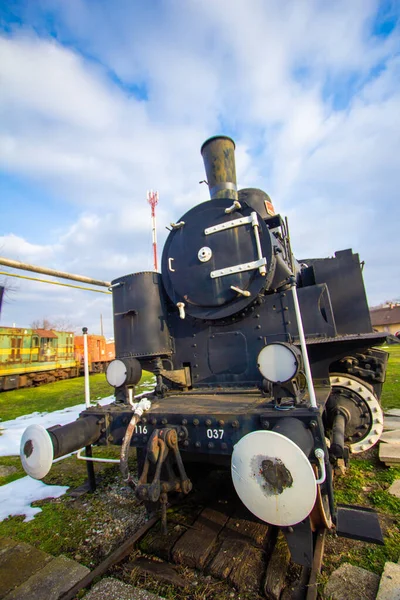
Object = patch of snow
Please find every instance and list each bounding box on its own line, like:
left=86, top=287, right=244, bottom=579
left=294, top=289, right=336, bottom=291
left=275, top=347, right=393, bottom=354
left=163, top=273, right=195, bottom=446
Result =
left=0, top=476, right=68, bottom=522
left=0, top=383, right=155, bottom=522
left=0, top=396, right=115, bottom=457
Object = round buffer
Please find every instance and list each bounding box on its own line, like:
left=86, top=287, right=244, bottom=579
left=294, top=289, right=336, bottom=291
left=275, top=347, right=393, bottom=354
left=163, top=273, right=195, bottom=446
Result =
left=20, top=424, right=54, bottom=480
left=231, top=430, right=317, bottom=526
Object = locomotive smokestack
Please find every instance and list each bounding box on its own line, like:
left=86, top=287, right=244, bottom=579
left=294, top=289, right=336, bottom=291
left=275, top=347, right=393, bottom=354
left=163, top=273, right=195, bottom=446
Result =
left=201, top=135, right=238, bottom=201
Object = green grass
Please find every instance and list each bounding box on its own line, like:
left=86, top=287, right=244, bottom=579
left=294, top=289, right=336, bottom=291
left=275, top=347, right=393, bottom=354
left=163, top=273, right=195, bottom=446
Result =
left=0, top=371, right=154, bottom=488
left=0, top=371, right=155, bottom=422
left=334, top=458, right=400, bottom=512
left=380, top=344, right=400, bottom=410
left=0, top=501, right=93, bottom=558
left=0, top=449, right=132, bottom=563
left=329, top=455, right=400, bottom=575
left=0, top=456, right=25, bottom=486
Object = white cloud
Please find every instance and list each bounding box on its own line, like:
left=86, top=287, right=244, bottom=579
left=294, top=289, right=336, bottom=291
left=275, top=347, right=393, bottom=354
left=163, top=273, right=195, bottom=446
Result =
left=0, top=34, right=122, bottom=130
left=0, top=234, right=58, bottom=262
left=0, top=0, right=399, bottom=333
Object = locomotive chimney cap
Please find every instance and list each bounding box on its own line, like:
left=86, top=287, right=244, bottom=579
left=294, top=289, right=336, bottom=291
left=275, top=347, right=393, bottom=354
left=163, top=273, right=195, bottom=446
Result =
left=200, top=135, right=236, bottom=154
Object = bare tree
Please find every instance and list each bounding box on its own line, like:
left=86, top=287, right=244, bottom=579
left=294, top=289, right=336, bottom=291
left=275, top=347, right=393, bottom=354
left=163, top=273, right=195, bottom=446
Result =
left=30, top=317, right=75, bottom=331
left=31, top=318, right=54, bottom=330
left=0, top=273, right=18, bottom=316
left=52, top=318, right=75, bottom=331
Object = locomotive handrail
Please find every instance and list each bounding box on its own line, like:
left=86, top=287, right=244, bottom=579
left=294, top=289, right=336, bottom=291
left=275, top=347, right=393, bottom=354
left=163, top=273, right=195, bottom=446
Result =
left=290, top=278, right=318, bottom=409
left=314, top=448, right=327, bottom=485
left=77, top=447, right=120, bottom=464
left=205, top=212, right=267, bottom=277
left=204, top=213, right=253, bottom=235
left=210, top=258, right=266, bottom=279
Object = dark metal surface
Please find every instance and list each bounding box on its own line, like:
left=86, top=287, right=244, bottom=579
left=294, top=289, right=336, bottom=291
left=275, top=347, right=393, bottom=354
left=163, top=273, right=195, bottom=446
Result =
left=330, top=412, right=347, bottom=458
left=272, top=417, right=314, bottom=457
left=47, top=416, right=101, bottom=459
left=302, top=249, right=372, bottom=335
left=112, top=272, right=172, bottom=359
left=336, top=505, right=384, bottom=544
left=80, top=401, right=329, bottom=473
left=136, top=427, right=192, bottom=532
left=161, top=198, right=274, bottom=319
left=85, top=445, right=97, bottom=492
left=238, top=188, right=274, bottom=220
left=282, top=519, right=314, bottom=567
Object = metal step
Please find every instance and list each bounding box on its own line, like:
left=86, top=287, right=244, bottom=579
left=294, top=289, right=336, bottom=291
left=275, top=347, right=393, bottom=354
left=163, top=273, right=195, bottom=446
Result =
left=336, top=504, right=384, bottom=545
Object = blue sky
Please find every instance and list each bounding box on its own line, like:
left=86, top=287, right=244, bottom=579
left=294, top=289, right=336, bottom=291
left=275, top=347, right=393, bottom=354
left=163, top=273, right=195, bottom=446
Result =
left=0, top=0, right=399, bottom=336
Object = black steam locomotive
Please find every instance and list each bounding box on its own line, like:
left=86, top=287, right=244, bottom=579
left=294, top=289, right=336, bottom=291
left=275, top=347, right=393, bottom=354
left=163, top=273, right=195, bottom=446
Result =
left=21, top=136, right=388, bottom=566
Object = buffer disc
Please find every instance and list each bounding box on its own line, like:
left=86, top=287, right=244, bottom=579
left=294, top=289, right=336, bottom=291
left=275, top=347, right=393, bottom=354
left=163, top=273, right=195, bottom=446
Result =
left=20, top=424, right=54, bottom=480
left=231, top=430, right=317, bottom=527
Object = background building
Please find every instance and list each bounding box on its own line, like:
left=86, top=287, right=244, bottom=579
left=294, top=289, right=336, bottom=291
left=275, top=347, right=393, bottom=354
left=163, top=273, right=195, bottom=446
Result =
left=370, top=303, right=400, bottom=336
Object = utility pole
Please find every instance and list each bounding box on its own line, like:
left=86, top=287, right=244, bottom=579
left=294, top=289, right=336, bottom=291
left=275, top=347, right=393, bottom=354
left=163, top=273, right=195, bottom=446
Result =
left=147, top=190, right=159, bottom=272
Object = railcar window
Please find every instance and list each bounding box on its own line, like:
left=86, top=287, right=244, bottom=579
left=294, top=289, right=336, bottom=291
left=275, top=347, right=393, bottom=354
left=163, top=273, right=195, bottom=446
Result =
left=40, top=337, right=54, bottom=359
left=10, top=336, right=22, bottom=360
left=66, top=336, right=73, bottom=355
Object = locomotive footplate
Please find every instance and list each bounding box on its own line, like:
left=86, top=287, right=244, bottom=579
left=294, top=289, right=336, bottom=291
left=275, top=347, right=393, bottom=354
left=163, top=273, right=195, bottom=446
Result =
left=79, top=393, right=334, bottom=566
left=80, top=392, right=328, bottom=462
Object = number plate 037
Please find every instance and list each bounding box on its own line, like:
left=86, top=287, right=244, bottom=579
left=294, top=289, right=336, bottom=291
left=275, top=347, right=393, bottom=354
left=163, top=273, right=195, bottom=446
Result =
left=206, top=428, right=224, bottom=439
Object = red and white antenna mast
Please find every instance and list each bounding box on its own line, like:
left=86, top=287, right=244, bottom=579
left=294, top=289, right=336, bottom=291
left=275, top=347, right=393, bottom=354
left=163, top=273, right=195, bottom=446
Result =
left=147, top=190, right=159, bottom=271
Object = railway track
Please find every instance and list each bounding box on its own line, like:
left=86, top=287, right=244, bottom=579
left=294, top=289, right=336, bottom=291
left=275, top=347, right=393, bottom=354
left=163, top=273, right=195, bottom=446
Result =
left=60, top=470, right=326, bottom=600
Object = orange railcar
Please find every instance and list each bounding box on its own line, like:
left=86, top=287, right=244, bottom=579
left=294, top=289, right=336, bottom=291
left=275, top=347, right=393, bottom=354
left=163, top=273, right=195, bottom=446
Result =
left=74, top=335, right=115, bottom=373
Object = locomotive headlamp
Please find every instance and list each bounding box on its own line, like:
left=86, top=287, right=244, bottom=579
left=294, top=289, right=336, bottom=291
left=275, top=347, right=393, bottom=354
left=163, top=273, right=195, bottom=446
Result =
left=106, top=358, right=142, bottom=388
left=257, top=343, right=301, bottom=383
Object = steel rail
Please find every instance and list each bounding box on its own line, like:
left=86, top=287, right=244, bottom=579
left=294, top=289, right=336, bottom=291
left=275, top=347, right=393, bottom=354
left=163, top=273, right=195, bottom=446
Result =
left=60, top=514, right=160, bottom=600
left=58, top=490, right=326, bottom=600
left=306, top=528, right=326, bottom=600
